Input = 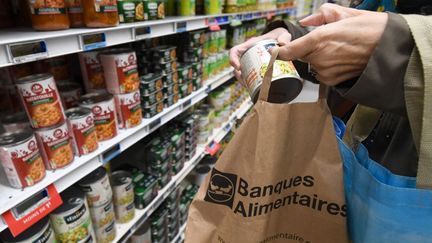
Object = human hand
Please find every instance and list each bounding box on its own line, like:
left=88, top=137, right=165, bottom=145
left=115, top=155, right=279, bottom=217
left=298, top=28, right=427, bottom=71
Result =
left=278, top=4, right=388, bottom=86
left=229, top=27, right=292, bottom=81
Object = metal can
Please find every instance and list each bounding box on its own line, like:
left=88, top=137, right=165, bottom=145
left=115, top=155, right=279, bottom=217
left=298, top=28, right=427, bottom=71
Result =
left=80, top=93, right=118, bottom=141
left=142, top=100, right=164, bottom=118
left=58, top=82, right=83, bottom=109
left=154, top=60, right=178, bottom=75
left=94, top=219, right=116, bottom=243
left=141, top=89, right=164, bottom=107
left=115, top=200, right=135, bottom=224
left=0, top=217, right=55, bottom=243
left=16, top=73, right=66, bottom=129
left=35, top=122, right=74, bottom=170
left=65, top=107, right=99, bottom=156
left=118, top=0, right=136, bottom=23
left=1, top=112, right=30, bottom=133
left=100, top=49, right=140, bottom=94
left=78, top=51, right=106, bottom=92
left=240, top=39, right=303, bottom=103
left=50, top=187, right=96, bottom=243
left=152, top=46, right=176, bottom=63
left=114, top=90, right=142, bottom=129
left=140, top=73, right=164, bottom=95
left=78, top=167, right=113, bottom=207
left=43, top=56, right=70, bottom=82
left=0, top=131, right=45, bottom=188
left=111, top=170, right=134, bottom=206
left=90, top=200, right=116, bottom=242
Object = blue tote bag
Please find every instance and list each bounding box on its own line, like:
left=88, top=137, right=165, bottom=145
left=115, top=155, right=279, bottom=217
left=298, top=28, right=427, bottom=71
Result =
left=333, top=116, right=432, bottom=243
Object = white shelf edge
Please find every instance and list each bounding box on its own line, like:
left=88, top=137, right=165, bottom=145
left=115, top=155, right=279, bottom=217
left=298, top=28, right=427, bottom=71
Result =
left=171, top=223, right=187, bottom=243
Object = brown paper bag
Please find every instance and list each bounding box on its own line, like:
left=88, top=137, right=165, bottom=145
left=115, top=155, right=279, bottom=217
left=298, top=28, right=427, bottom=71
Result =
left=185, top=47, right=348, bottom=243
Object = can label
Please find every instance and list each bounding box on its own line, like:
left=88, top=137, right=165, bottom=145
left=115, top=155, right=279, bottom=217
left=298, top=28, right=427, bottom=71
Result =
left=115, top=201, right=135, bottom=223
left=114, top=91, right=142, bottom=129
left=44, top=57, right=69, bottom=81
left=80, top=174, right=113, bottom=207
left=0, top=135, right=45, bottom=188
left=68, top=113, right=98, bottom=156
left=17, top=76, right=65, bottom=128
left=78, top=52, right=106, bottom=91
left=101, top=52, right=139, bottom=94
left=94, top=0, right=118, bottom=13
left=90, top=201, right=115, bottom=228
left=82, top=99, right=118, bottom=141
left=29, top=0, right=66, bottom=15
left=94, top=220, right=116, bottom=242
left=60, top=87, right=82, bottom=109
left=112, top=178, right=134, bottom=206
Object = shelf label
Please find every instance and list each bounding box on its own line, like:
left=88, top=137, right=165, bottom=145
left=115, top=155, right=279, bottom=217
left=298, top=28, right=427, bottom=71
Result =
left=101, top=144, right=121, bottom=164
left=135, top=26, right=152, bottom=40
left=205, top=141, right=221, bottom=156
left=223, top=123, right=232, bottom=132
left=7, top=41, right=48, bottom=64
left=207, top=18, right=221, bottom=31
left=216, top=16, right=229, bottom=25
left=81, top=33, right=106, bottom=51
left=182, top=99, right=192, bottom=110
left=243, top=13, right=253, bottom=20
left=176, top=22, right=187, bottom=33
left=148, top=118, right=161, bottom=131
left=2, top=185, right=62, bottom=237
left=230, top=16, right=242, bottom=27
left=205, top=85, right=212, bottom=94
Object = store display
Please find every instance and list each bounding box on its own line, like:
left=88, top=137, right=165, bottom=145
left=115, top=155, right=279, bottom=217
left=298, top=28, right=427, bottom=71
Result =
left=26, top=0, right=70, bottom=30
left=0, top=216, right=55, bottom=243
left=65, top=107, right=99, bottom=156
left=1, top=112, right=30, bottom=133
left=114, top=90, right=142, bottom=129
left=78, top=51, right=107, bottom=92
left=78, top=167, right=113, bottom=207
left=82, top=0, right=119, bottom=27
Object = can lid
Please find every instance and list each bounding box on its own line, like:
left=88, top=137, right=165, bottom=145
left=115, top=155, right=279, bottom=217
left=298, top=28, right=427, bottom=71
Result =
left=78, top=167, right=107, bottom=185
left=111, top=170, right=132, bottom=186
left=65, top=107, right=92, bottom=119
left=16, top=73, right=53, bottom=84
left=1, top=112, right=29, bottom=125
left=80, top=92, right=113, bottom=105
left=0, top=130, right=33, bottom=147
left=58, top=82, right=82, bottom=92
left=0, top=217, right=49, bottom=242
left=52, top=186, right=85, bottom=214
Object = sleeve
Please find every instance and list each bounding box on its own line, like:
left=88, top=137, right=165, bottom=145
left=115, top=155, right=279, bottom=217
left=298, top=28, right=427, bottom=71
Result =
left=335, top=13, right=414, bottom=116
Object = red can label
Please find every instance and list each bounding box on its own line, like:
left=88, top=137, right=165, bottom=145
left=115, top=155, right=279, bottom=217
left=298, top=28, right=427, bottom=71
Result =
left=101, top=52, right=139, bottom=94
left=79, top=52, right=106, bottom=91
left=68, top=113, right=99, bottom=156
left=60, top=88, right=82, bottom=109
left=114, top=91, right=142, bottom=129
left=82, top=99, right=118, bottom=141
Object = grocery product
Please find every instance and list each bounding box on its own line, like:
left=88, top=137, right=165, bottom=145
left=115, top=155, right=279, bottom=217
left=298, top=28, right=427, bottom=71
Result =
left=65, top=107, right=99, bottom=156
left=114, top=90, right=142, bottom=129
left=154, top=59, right=177, bottom=75
left=115, top=200, right=135, bottom=223
left=82, top=0, right=119, bottom=27
left=67, top=0, right=84, bottom=27
left=50, top=187, right=96, bottom=243
left=80, top=93, right=118, bottom=141
left=118, top=0, right=136, bottom=23
left=78, top=167, right=113, bottom=207
left=16, top=74, right=66, bottom=129
left=141, top=89, right=164, bottom=107
left=78, top=51, right=106, bottom=92
left=43, top=56, right=70, bottom=82
left=100, top=49, right=140, bottom=94
left=111, top=170, right=134, bottom=206
left=89, top=200, right=116, bottom=242
left=130, top=221, right=152, bottom=243
left=26, top=0, right=70, bottom=30
left=35, top=122, right=74, bottom=170
left=164, top=92, right=179, bottom=108
left=1, top=112, right=30, bottom=133
left=133, top=172, right=158, bottom=209
left=142, top=100, right=164, bottom=118
left=152, top=45, right=176, bottom=63
left=140, top=73, right=164, bottom=95
left=178, top=0, right=195, bottom=16
left=0, top=217, right=56, bottom=243
left=240, top=39, right=303, bottom=103
left=0, top=130, right=45, bottom=188
left=144, top=0, right=164, bottom=20
left=94, top=220, right=116, bottom=243
left=58, top=82, right=83, bottom=109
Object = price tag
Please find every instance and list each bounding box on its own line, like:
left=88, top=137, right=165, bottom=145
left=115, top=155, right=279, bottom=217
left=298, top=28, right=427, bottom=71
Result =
left=223, top=123, right=232, bottom=132
left=7, top=41, right=48, bottom=64
left=148, top=118, right=161, bottom=131
left=230, top=16, right=242, bottom=27
left=207, top=18, right=221, bottom=31
left=205, top=85, right=212, bottom=94
left=176, top=22, right=187, bottom=33
left=216, top=16, right=229, bottom=25
left=101, top=144, right=121, bottom=164
left=205, top=141, right=221, bottom=156
left=135, top=26, right=152, bottom=40
left=81, top=33, right=106, bottom=51
left=243, top=13, right=253, bottom=20
left=182, top=99, right=192, bottom=110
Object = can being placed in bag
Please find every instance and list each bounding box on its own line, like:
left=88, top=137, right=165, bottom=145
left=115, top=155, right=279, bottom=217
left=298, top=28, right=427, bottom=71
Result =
left=240, top=39, right=303, bottom=103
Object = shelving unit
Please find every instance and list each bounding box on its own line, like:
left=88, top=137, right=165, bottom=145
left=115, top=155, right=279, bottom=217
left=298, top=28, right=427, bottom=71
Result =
left=171, top=223, right=187, bottom=243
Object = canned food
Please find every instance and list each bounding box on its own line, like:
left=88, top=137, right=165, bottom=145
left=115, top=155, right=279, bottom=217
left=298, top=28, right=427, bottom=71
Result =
left=192, top=77, right=202, bottom=91
left=78, top=167, right=113, bottom=207
left=191, top=62, right=203, bottom=77
left=163, top=83, right=178, bottom=96
left=163, top=72, right=179, bottom=87
left=178, top=0, right=195, bottom=16
left=115, top=200, right=135, bottom=223
left=100, top=49, right=140, bottom=94
left=141, top=89, right=164, bottom=107
left=177, top=64, right=193, bottom=83
left=78, top=51, right=106, bottom=92
left=154, top=60, right=177, bottom=75
left=134, top=174, right=158, bottom=209
left=35, top=122, right=74, bottom=170
left=1, top=112, right=30, bottom=133
left=58, top=82, right=83, bottom=109
left=65, top=107, right=99, bottom=156
left=111, top=170, right=134, bottom=206
left=90, top=200, right=115, bottom=228
left=0, top=131, right=45, bottom=188
left=114, top=91, right=142, bottom=129
left=152, top=46, right=176, bottom=63
left=0, top=217, right=55, bottom=243
left=182, top=47, right=202, bottom=63
left=164, top=92, right=179, bottom=108
left=44, top=56, right=70, bottom=82
left=158, top=173, right=171, bottom=187
left=240, top=39, right=303, bottom=103
left=50, top=187, right=96, bottom=243
left=118, top=0, right=136, bottom=23
left=140, top=73, right=164, bottom=95
left=16, top=74, right=66, bottom=129
left=135, top=0, right=145, bottom=21
left=142, top=100, right=164, bottom=118
left=80, top=93, right=118, bottom=141
left=95, top=220, right=116, bottom=243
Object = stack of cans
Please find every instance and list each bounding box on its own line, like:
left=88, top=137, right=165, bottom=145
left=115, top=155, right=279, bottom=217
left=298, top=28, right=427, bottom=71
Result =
left=166, top=188, right=180, bottom=241
left=177, top=114, right=199, bottom=161
left=150, top=205, right=169, bottom=243
left=145, top=137, right=173, bottom=188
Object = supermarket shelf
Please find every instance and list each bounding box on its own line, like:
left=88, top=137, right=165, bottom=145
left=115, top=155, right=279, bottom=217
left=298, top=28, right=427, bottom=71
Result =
left=114, top=99, right=253, bottom=243
left=171, top=223, right=187, bottom=243
left=0, top=68, right=235, bottom=233
left=0, top=8, right=294, bottom=68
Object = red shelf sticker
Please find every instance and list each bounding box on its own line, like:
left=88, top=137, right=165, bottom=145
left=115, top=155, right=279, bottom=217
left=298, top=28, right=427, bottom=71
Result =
left=206, top=141, right=221, bottom=156
left=3, top=184, right=63, bottom=237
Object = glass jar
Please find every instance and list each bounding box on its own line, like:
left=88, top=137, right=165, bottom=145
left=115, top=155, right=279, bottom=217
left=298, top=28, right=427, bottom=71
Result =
left=82, top=0, right=119, bottom=27
left=67, top=0, right=84, bottom=27
left=27, top=0, right=70, bottom=30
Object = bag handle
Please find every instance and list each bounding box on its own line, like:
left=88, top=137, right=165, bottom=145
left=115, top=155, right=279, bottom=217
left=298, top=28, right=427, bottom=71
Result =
left=258, top=46, right=280, bottom=102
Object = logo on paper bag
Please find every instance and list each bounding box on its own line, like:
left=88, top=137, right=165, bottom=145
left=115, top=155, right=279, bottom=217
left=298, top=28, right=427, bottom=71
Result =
left=205, top=168, right=237, bottom=208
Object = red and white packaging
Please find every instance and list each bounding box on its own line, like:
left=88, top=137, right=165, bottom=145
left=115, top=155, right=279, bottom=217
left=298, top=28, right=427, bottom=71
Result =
left=65, top=107, right=99, bottom=156
left=114, top=90, right=142, bottom=129
left=78, top=51, right=106, bottom=92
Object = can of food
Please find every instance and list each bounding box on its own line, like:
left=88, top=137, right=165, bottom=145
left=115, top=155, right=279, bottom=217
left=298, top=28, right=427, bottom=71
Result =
left=94, top=219, right=116, bottom=242
left=0, top=131, right=45, bottom=188
left=177, top=64, right=193, bottom=83
left=43, top=56, right=70, bottom=82
left=89, top=200, right=115, bottom=228
left=0, top=217, right=55, bottom=243
left=78, top=167, right=113, bottom=207
left=111, top=171, right=134, bottom=206
left=152, top=46, right=176, bottom=63
left=78, top=51, right=106, bottom=92
left=35, top=122, right=74, bottom=170
left=134, top=0, right=145, bottom=21
left=58, top=82, right=83, bottom=109
left=141, top=89, right=164, bottom=107
left=134, top=175, right=158, bottom=209
left=142, top=100, right=164, bottom=119
left=163, top=83, right=178, bottom=96
left=164, top=92, right=179, bottom=108
left=140, top=73, right=164, bottom=95
left=191, top=62, right=203, bottom=77
left=65, top=107, right=99, bottom=156
left=80, top=93, right=118, bottom=141
left=100, top=49, right=140, bottom=94
left=240, top=39, right=303, bottom=103
left=115, top=200, right=135, bottom=224
left=163, top=71, right=179, bottom=86
left=118, top=0, right=136, bottom=23
left=16, top=74, right=66, bottom=129
left=114, top=91, right=142, bottom=129
left=51, top=187, right=96, bottom=243
left=154, top=60, right=177, bottom=75
left=183, top=47, right=202, bottom=63
left=1, top=112, right=30, bottom=133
